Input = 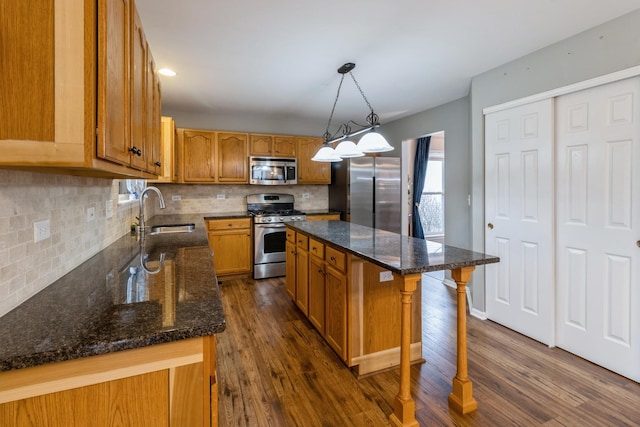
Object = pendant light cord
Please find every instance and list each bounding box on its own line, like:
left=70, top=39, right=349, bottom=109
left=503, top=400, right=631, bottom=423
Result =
left=323, top=74, right=345, bottom=143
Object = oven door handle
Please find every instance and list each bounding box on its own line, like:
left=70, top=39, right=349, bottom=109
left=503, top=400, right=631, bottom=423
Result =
left=256, top=223, right=287, bottom=229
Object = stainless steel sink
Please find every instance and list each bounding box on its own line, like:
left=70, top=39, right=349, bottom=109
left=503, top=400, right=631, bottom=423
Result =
left=148, top=223, right=195, bottom=235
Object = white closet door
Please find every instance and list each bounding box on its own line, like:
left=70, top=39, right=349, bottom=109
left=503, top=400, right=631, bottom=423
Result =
left=485, top=99, right=555, bottom=345
left=556, top=77, right=640, bottom=382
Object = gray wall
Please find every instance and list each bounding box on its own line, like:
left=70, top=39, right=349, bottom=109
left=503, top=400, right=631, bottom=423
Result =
left=469, top=9, right=640, bottom=311
left=380, top=96, right=471, bottom=249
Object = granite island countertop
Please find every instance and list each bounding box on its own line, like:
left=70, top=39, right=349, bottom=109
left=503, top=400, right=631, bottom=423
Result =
left=0, top=213, right=231, bottom=373
left=287, top=220, right=500, bottom=275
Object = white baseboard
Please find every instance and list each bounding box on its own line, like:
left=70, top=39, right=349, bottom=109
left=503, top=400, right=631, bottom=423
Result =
left=442, top=278, right=486, bottom=320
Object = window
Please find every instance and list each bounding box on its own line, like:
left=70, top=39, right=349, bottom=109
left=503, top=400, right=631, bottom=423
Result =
left=118, top=179, right=146, bottom=203
left=418, top=154, right=444, bottom=237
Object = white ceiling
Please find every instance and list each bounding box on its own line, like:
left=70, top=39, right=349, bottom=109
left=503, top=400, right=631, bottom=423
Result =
left=135, top=0, right=639, bottom=127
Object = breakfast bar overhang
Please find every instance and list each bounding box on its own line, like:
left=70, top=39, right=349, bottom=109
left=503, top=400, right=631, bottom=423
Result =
left=286, top=220, right=500, bottom=427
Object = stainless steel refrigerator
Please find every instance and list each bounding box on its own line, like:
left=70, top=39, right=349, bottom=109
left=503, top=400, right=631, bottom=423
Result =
left=329, top=157, right=401, bottom=233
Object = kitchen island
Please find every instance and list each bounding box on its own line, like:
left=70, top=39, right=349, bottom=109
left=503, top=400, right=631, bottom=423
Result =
left=286, top=220, right=499, bottom=427
left=0, top=214, right=226, bottom=426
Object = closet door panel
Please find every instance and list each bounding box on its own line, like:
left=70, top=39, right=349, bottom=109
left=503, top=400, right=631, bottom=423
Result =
left=484, top=98, right=554, bottom=345
left=556, top=76, right=640, bottom=382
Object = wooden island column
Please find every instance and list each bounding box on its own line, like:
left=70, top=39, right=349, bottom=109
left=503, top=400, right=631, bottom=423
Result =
left=389, top=273, right=421, bottom=427
left=391, top=266, right=479, bottom=426
left=448, top=266, right=478, bottom=414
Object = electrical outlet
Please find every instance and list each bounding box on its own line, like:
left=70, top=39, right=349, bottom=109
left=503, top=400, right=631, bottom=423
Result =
left=216, top=194, right=226, bottom=200
left=105, top=200, right=113, bottom=219
left=302, top=193, right=310, bottom=199
left=34, top=219, right=51, bottom=242
left=172, top=195, right=181, bottom=201
left=380, top=270, right=393, bottom=282
left=87, top=206, right=96, bottom=222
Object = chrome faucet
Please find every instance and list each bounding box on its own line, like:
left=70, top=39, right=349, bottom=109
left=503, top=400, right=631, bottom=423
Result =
left=138, top=186, right=166, bottom=234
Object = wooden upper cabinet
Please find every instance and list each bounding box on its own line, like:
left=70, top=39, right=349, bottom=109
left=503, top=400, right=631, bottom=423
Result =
left=297, top=137, right=331, bottom=184
left=217, top=132, right=248, bottom=182
left=249, top=134, right=273, bottom=156
left=129, top=7, right=147, bottom=172
left=98, top=0, right=132, bottom=166
left=273, top=135, right=296, bottom=157
left=249, top=134, right=296, bottom=157
left=147, top=52, right=162, bottom=175
left=149, top=116, right=175, bottom=183
left=181, top=129, right=216, bottom=182
left=0, top=0, right=160, bottom=178
left=177, top=129, right=247, bottom=183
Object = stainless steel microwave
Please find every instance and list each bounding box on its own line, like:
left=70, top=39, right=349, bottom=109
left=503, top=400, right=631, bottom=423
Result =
left=249, top=157, right=297, bottom=185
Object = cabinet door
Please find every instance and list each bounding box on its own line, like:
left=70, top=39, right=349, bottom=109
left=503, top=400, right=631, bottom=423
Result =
left=285, top=240, right=296, bottom=300
left=273, top=136, right=296, bottom=157
left=297, top=137, right=331, bottom=184
left=183, top=130, right=216, bottom=182
left=2, top=371, right=169, bottom=427
left=130, top=9, right=147, bottom=171
left=249, top=134, right=273, bottom=156
left=308, top=255, right=325, bottom=334
left=208, top=231, right=252, bottom=275
left=217, top=132, right=248, bottom=182
left=97, top=0, right=131, bottom=166
left=325, top=265, right=347, bottom=361
left=295, top=248, right=309, bottom=315
left=150, top=68, right=162, bottom=175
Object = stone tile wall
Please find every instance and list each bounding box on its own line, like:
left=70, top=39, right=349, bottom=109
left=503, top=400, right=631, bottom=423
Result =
left=153, top=184, right=328, bottom=215
left=0, top=170, right=138, bottom=317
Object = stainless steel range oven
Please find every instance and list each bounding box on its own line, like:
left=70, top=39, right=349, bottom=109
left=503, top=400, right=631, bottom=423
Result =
left=247, top=193, right=306, bottom=279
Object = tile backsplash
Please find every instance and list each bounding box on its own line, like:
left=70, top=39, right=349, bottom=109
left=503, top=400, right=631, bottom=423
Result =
left=0, top=171, right=329, bottom=317
left=0, top=170, right=138, bottom=317
left=154, top=184, right=328, bottom=215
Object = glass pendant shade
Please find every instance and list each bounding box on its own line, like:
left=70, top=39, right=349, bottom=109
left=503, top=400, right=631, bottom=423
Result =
left=357, top=132, right=394, bottom=153
left=311, top=146, right=343, bottom=162
left=334, top=140, right=364, bottom=158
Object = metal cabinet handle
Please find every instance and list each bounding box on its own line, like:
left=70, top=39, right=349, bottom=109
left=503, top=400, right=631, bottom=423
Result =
left=154, top=161, right=161, bottom=167
left=637, top=240, right=640, bottom=248
left=488, top=223, right=494, bottom=230
left=330, top=256, right=336, bottom=261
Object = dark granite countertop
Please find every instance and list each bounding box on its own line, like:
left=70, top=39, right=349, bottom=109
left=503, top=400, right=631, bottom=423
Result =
left=287, top=221, right=499, bottom=275
left=0, top=213, right=226, bottom=373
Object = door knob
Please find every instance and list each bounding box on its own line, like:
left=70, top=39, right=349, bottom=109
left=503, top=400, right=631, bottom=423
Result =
left=488, top=223, right=494, bottom=230
left=637, top=240, right=640, bottom=248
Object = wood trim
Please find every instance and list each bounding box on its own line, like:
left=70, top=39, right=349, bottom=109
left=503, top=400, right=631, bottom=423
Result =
left=0, top=140, right=84, bottom=165
left=352, top=343, right=423, bottom=377
left=483, top=65, right=640, bottom=114
left=0, top=338, right=205, bottom=404
left=55, top=0, right=85, bottom=145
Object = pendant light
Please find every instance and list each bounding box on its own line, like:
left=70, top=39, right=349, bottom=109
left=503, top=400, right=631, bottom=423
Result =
left=312, top=62, right=393, bottom=162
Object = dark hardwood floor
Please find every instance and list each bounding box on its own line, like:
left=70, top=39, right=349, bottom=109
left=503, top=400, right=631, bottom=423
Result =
left=215, top=273, right=640, bottom=426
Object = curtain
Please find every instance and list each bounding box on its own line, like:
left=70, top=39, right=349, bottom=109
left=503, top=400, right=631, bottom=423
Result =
left=412, top=136, right=431, bottom=239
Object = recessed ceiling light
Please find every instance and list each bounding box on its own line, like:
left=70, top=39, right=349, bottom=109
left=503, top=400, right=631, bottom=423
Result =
left=158, top=68, right=176, bottom=77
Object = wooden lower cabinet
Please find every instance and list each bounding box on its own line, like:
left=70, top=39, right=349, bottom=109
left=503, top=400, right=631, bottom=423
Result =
left=285, top=240, right=297, bottom=300
left=305, top=214, right=341, bottom=221
left=285, top=226, right=422, bottom=374
left=206, top=218, right=252, bottom=278
left=0, top=336, right=218, bottom=427
left=308, top=254, right=325, bottom=333
left=324, top=266, right=348, bottom=360
left=295, top=243, right=309, bottom=315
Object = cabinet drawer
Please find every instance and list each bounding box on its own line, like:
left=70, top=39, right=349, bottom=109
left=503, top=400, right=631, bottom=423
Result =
left=296, top=233, right=308, bottom=250
left=308, top=238, right=324, bottom=259
left=286, top=228, right=295, bottom=243
left=206, top=218, right=251, bottom=231
left=325, top=246, right=346, bottom=272
left=306, top=214, right=341, bottom=221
